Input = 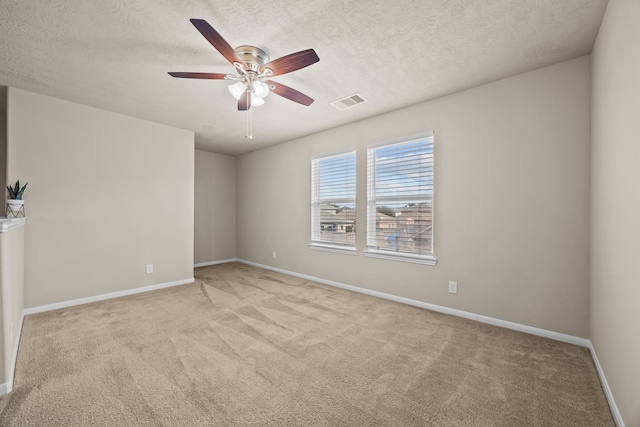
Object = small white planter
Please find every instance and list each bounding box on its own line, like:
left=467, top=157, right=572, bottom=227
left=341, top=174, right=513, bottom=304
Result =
left=5, top=199, right=24, bottom=217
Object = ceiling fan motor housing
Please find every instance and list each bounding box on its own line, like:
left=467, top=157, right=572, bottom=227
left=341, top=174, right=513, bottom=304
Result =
left=234, top=45, right=269, bottom=73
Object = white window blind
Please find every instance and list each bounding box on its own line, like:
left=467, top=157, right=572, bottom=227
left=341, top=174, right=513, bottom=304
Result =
left=311, top=151, right=356, bottom=249
left=366, top=134, right=435, bottom=261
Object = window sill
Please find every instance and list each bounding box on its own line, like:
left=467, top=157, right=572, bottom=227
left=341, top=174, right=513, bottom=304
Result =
left=363, top=249, right=437, bottom=266
left=308, top=242, right=358, bottom=256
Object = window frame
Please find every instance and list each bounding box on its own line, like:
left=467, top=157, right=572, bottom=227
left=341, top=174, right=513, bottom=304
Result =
left=309, top=149, right=357, bottom=255
left=364, top=132, right=437, bottom=266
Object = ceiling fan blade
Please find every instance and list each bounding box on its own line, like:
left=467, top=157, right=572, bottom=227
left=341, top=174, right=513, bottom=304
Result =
left=238, top=90, right=251, bottom=111
left=267, top=80, right=314, bottom=106
left=260, top=49, right=319, bottom=76
left=190, top=19, right=246, bottom=70
left=168, top=72, right=229, bottom=79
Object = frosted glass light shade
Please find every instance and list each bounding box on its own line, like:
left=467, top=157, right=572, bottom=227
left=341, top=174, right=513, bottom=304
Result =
left=251, top=97, right=265, bottom=107
left=228, top=82, right=246, bottom=100
left=253, top=81, right=270, bottom=99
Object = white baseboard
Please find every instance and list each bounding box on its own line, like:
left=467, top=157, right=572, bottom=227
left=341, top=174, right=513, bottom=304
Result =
left=237, top=259, right=589, bottom=347
left=194, top=258, right=238, bottom=268
left=238, top=259, right=628, bottom=423
left=588, top=342, right=625, bottom=427
left=23, top=278, right=195, bottom=315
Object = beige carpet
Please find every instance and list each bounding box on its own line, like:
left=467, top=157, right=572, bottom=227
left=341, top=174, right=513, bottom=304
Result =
left=0, top=262, right=613, bottom=426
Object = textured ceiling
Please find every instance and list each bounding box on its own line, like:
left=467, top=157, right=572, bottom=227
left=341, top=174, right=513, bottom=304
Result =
left=0, top=0, right=607, bottom=155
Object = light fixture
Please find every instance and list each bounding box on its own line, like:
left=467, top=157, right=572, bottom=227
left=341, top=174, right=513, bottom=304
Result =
left=228, top=81, right=246, bottom=100
left=227, top=79, right=270, bottom=139
left=253, top=81, right=270, bottom=99
left=227, top=80, right=270, bottom=104
left=226, top=46, right=277, bottom=139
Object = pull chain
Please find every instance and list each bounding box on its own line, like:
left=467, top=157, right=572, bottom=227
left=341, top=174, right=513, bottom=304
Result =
left=246, top=105, right=253, bottom=139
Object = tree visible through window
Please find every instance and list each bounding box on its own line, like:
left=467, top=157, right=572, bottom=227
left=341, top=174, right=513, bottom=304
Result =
left=366, top=134, right=434, bottom=260
left=311, top=151, right=356, bottom=248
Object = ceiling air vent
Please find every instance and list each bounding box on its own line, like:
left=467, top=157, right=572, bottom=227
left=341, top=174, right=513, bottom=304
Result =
left=330, top=93, right=368, bottom=110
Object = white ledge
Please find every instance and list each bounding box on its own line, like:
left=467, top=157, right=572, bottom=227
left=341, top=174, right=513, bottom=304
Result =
left=364, top=249, right=437, bottom=265
left=24, top=277, right=195, bottom=315
left=308, top=242, right=357, bottom=256
left=0, top=217, right=27, bottom=233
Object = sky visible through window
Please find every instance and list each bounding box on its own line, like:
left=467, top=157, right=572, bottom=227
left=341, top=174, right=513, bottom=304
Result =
left=316, top=140, right=433, bottom=205
left=318, top=154, right=356, bottom=202
left=374, top=139, right=433, bottom=199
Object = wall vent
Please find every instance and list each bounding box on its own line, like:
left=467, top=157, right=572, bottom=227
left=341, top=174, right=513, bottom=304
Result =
left=330, top=93, right=368, bottom=110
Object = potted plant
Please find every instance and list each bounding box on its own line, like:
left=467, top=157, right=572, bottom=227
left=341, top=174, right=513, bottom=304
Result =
left=6, top=180, right=28, bottom=216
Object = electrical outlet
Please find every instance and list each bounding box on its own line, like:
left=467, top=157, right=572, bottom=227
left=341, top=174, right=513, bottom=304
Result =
left=448, top=281, right=458, bottom=294
left=146, top=264, right=154, bottom=274
left=272, top=251, right=277, bottom=259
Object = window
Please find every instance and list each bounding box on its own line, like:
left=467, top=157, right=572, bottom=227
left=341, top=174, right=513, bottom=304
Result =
left=310, top=151, right=357, bottom=254
left=366, top=133, right=436, bottom=265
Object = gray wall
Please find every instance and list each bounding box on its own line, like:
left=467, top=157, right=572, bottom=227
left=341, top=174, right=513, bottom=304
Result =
left=237, top=56, right=592, bottom=338
left=194, top=149, right=236, bottom=264
left=591, top=0, right=640, bottom=425
left=7, top=88, right=195, bottom=308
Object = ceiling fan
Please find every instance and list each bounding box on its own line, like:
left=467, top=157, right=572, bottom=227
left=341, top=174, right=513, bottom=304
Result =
left=169, top=19, right=320, bottom=111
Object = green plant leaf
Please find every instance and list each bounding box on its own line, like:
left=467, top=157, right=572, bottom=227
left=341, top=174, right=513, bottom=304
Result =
left=16, top=182, right=28, bottom=200
left=7, top=180, right=27, bottom=200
